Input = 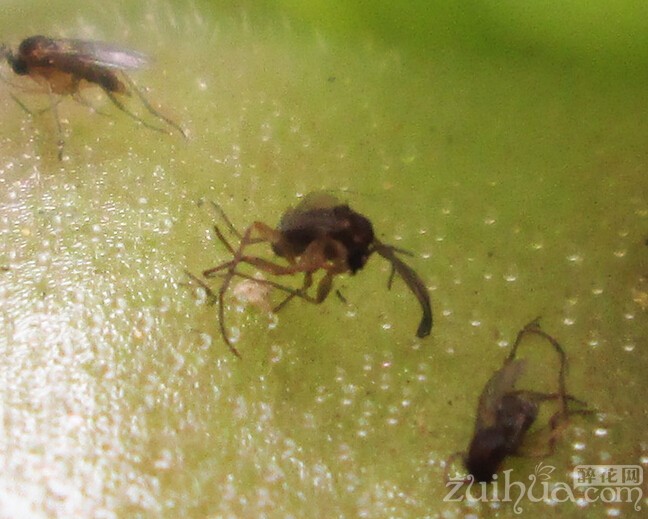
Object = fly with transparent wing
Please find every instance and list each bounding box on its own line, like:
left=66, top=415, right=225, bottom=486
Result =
left=1, top=35, right=186, bottom=159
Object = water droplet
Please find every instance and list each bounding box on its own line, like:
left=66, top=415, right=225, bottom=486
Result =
left=198, top=333, right=212, bottom=350
left=269, top=344, right=282, bottom=363
left=229, top=327, right=241, bottom=344
left=401, top=153, right=416, bottom=164
left=571, top=454, right=584, bottom=465
left=260, top=122, right=272, bottom=142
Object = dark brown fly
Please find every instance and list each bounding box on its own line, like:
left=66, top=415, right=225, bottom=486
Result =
left=188, top=192, right=432, bottom=357
left=0, top=35, right=186, bottom=159
left=450, top=320, right=591, bottom=483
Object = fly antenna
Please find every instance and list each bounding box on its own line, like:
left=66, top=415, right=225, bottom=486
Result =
left=373, top=240, right=433, bottom=337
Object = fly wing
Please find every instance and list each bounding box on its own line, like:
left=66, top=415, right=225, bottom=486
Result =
left=474, top=359, right=526, bottom=432
left=293, top=192, right=340, bottom=212
left=75, top=40, right=149, bottom=69
left=32, top=38, right=149, bottom=70
left=277, top=192, right=342, bottom=234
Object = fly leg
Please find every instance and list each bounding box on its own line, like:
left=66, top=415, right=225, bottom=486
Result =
left=507, top=320, right=568, bottom=416
left=104, top=89, right=170, bottom=135
left=270, top=237, right=348, bottom=311
left=121, top=73, right=187, bottom=138
left=45, top=83, right=65, bottom=160
left=508, top=389, right=592, bottom=457
left=72, top=92, right=113, bottom=117
left=210, top=221, right=288, bottom=356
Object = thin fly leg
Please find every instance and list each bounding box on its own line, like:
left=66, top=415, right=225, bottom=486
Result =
left=183, top=269, right=218, bottom=305
left=508, top=320, right=569, bottom=416
left=104, top=89, right=169, bottom=134
left=120, top=73, right=187, bottom=138
left=45, top=85, right=65, bottom=160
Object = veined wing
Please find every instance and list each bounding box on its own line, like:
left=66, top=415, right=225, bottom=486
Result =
left=22, top=36, right=150, bottom=70
left=277, top=192, right=343, bottom=233
left=292, top=191, right=340, bottom=212
left=474, top=359, right=526, bottom=432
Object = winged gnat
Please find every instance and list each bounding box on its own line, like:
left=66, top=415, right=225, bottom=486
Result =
left=0, top=35, right=185, bottom=158
left=448, top=321, right=592, bottom=483
left=189, top=192, right=433, bottom=355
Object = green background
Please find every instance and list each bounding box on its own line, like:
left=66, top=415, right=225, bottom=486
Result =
left=1, top=0, right=646, bottom=516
